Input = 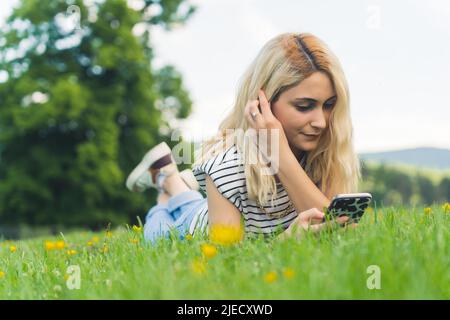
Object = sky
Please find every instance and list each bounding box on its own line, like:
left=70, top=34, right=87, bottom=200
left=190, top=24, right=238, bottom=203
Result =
left=1, top=0, right=449, bottom=153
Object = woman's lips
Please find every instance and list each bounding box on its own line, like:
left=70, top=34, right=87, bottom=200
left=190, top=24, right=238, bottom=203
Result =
left=301, top=133, right=320, bottom=139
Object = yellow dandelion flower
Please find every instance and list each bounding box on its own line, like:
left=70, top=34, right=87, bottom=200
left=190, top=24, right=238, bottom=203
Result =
left=92, top=236, right=100, bottom=243
left=102, top=246, right=109, bottom=253
left=282, top=267, right=295, bottom=279
left=129, top=238, right=139, bottom=244
left=9, top=245, right=17, bottom=253
left=442, top=203, right=450, bottom=212
left=56, top=240, right=65, bottom=250
left=209, top=225, right=244, bottom=246
left=87, top=241, right=93, bottom=247
left=106, top=231, right=113, bottom=238
left=66, top=249, right=77, bottom=256
left=185, top=234, right=193, bottom=241
left=201, top=243, right=218, bottom=259
left=424, top=207, right=432, bottom=215
left=45, top=241, right=56, bottom=251
left=264, top=271, right=277, bottom=284
left=0, top=271, right=5, bottom=279
left=132, top=225, right=142, bottom=232
left=190, top=259, right=206, bottom=275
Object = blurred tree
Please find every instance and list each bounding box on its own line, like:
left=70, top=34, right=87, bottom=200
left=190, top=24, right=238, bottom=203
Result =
left=438, top=177, right=450, bottom=202
left=359, top=161, right=447, bottom=207
left=384, top=170, right=413, bottom=204
left=415, top=174, right=436, bottom=206
left=0, top=0, right=197, bottom=228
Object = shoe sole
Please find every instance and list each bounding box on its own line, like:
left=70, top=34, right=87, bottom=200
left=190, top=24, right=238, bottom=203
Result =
left=126, top=142, right=172, bottom=192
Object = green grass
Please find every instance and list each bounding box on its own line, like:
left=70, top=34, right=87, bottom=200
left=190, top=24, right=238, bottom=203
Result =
left=0, top=204, right=449, bottom=299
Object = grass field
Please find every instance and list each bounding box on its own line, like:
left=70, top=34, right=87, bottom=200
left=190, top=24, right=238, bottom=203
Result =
left=0, top=204, right=449, bottom=299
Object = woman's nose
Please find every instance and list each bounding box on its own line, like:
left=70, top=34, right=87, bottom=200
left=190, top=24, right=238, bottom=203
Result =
left=310, top=108, right=327, bottom=129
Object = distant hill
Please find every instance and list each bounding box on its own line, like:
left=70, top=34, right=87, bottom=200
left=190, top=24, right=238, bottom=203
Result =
left=359, top=147, right=450, bottom=170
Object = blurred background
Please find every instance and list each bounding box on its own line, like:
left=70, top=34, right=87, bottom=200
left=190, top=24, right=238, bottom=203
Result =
left=0, top=0, right=449, bottom=239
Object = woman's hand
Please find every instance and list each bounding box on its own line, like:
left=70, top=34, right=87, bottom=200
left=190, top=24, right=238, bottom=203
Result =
left=244, top=89, right=290, bottom=166
left=281, top=208, right=356, bottom=240
left=245, top=89, right=283, bottom=131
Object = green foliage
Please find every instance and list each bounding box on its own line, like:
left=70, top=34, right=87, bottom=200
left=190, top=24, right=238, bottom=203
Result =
left=360, top=160, right=450, bottom=206
left=0, top=0, right=196, bottom=228
left=438, top=178, right=450, bottom=202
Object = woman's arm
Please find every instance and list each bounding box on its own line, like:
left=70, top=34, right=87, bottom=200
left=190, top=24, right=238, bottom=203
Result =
left=206, top=169, right=350, bottom=242
left=205, top=174, right=243, bottom=231
left=245, top=89, right=331, bottom=214
left=277, top=207, right=349, bottom=240
left=276, top=143, right=331, bottom=213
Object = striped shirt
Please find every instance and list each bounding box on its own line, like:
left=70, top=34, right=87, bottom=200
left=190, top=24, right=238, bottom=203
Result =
left=189, top=144, right=308, bottom=238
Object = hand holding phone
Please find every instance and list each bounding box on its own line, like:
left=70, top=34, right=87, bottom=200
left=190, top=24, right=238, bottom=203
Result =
left=322, top=193, right=372, bottom=224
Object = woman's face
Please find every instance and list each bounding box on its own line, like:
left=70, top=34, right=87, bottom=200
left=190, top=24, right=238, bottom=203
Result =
left=271, top=71, right=337, bottom=156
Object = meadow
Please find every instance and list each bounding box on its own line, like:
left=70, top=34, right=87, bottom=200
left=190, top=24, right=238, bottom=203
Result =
left=0, top=204, right=448, bottom=299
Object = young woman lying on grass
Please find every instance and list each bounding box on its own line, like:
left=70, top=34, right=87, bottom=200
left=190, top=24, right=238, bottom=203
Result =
left=125, top=32, right=361, bottom=244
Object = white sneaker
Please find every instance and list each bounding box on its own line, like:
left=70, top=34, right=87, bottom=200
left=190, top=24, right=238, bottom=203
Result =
left=126, top=142, right=176, bottom=192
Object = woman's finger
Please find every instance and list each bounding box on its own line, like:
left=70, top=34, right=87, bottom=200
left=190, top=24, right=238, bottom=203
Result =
left=310, top=217, right=324, bottom=224
left=336, top=215, right=349, bottom=225
left=244, top=104, right=253, bottom=124
left=301, top=208, right=325, bottom=222
left=245, top=100, right=259, bottom=124
left=258, top=89, right=272, bottom=116
left=244, top=100, right=254, bottom=116
left=248, top=100, right=261, bottom=120
left=306, top=222, right=326, bottom=233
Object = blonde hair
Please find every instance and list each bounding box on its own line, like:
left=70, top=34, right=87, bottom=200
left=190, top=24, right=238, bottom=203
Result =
left=192, top=32, right=361, bottom=212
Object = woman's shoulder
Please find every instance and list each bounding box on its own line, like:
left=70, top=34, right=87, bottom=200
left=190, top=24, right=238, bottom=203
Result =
left=193, top=143, right=243, bottom=174
left=192, top=143, right=246, bottom=199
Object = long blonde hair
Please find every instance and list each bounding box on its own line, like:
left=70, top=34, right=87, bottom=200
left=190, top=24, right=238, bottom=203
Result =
left=192, top=32, right=361, bottom=211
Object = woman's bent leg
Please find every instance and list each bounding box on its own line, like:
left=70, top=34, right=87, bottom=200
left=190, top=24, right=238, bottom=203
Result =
left=168, top=190, right=206, bottom=239
left=143, top=203, right=174, bottom=244
left=167, top=190, right=204, bottom=221
left=144, top=190, right=205, bottom=243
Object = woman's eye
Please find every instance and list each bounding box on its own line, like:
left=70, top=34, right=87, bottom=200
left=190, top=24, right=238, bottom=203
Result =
left=296, top=101, right=335, bottom=111
left=296, top=105, right=312, bottom=111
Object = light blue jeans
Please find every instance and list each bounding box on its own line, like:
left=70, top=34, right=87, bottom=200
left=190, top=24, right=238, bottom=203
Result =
left=143, top=190, right=206, bottom=245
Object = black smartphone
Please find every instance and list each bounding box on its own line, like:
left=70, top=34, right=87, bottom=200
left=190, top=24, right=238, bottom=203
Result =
left=322, top=193, right=372, bottom=224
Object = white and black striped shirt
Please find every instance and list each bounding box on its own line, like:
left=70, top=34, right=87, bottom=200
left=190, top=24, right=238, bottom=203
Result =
left=189, top=144, right=308, bottom=238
